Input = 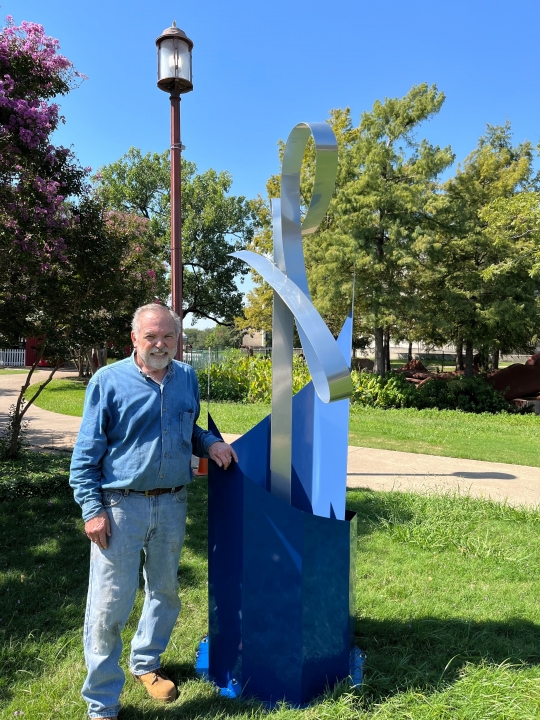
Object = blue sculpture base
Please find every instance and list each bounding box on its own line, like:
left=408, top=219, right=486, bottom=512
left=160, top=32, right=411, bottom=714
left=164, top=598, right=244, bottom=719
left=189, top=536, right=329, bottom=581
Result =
left=206, top=417, right=360, bottom=706
left=196, top=637, right=364, bottom=705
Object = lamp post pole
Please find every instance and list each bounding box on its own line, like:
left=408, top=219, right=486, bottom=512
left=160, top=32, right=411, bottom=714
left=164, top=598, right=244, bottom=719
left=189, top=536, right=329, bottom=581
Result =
left=155, top=20, right=193, bottom=361
left=170, top=89, right=183, bottom=359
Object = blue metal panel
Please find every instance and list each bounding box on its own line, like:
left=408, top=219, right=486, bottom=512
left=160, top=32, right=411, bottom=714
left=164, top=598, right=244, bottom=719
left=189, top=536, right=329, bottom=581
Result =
left=207, top=422, right=358, bottom=705
left=242, top=479, right=304, bottom=703
left=225, top=412, right=270, bottom=491
left=300, top=509, right=353, bottom=700
left=311, top=314, right=353, bottom=520
left=207, top=416, right=244, bottom=687
left=289, top=315, right=353, bottom=520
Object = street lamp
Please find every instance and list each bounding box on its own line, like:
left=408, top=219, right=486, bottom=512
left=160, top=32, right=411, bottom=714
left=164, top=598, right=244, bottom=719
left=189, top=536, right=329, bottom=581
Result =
left=156, top=21, right=193, bottom=360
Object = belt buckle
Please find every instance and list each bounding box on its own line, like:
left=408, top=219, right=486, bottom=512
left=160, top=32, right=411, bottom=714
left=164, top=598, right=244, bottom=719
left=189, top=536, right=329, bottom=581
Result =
left=144, top=490, right=152, bottom=497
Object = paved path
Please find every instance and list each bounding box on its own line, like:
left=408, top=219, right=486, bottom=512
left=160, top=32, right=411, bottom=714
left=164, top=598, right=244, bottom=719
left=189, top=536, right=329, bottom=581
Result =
left=1, top=370, right=538, bottom=507
left=0, top=369, right=82, bottom=451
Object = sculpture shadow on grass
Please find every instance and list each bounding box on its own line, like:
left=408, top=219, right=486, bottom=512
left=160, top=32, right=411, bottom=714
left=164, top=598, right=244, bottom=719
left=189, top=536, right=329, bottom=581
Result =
left=2, top=473, right=538, bottom=712
left=119, top=612, right=540, bottom=718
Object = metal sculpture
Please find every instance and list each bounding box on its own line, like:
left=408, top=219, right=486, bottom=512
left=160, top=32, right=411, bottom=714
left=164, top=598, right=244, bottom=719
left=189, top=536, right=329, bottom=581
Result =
left=232, top=121, right=352, bottom=505
left=197, top=122, right=361, bottom=706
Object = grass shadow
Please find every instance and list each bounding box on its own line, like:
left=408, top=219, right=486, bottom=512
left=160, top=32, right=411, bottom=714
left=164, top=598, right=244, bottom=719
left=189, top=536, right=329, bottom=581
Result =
left=357, top=615, right=540, bottom=706
left=0, top=460, right=211, bottom=706
left=4, top=459, right=540, bottom=715
left=0, top=493, right=89, bottom=704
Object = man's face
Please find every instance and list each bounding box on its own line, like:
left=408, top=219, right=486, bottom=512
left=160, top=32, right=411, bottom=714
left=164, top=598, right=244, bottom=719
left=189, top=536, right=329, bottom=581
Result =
left=131, top=310, right=177, bottom=371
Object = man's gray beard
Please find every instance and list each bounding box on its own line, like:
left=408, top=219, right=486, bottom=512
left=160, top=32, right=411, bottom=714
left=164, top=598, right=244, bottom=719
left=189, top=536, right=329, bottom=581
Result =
left=139, top=349, right=173, bottom=370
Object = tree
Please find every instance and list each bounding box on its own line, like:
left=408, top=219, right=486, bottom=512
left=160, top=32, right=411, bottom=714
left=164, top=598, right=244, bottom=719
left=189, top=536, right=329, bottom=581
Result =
left=0, top=17, right=88, bottom=326
left=420, top=123, right=539, bottom=375
left=320, top=84, right=454, bottom=374
left=184, top=327, right=212, bottom=350
left=241, top=92, right=453, bottom=375
left=0, top=17, right=88, bottom=458
left=95, top=148, right=257, bottom=326
left=0, top=19, right=167, bottom=458
left=65, top=206, right=168, bottom=377
left=205, top=325, right=243, bottom=349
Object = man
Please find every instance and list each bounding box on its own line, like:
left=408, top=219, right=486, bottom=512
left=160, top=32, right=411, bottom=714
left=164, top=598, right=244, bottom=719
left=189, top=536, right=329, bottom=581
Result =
left=70, top=303, right=237, bottom=720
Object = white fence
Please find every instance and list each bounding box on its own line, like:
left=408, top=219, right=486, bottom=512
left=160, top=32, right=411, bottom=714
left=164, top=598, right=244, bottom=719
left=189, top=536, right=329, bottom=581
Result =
left=0, top=348, right=25, bottom=367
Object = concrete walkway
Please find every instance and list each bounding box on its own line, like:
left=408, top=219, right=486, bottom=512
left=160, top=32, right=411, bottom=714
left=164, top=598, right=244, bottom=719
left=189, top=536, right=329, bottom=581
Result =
left=0, top=369, right=82, bottom=451
left=1, top=369, right=539, bottom=507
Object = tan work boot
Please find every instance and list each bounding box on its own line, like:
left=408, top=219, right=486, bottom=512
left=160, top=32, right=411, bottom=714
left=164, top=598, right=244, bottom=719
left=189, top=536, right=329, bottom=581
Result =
left=133, top=668, right=178, bottom=702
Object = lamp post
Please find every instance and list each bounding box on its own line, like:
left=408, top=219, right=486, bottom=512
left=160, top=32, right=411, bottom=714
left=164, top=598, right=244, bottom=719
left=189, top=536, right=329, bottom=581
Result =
left=156, top=21, right=193, bottom=360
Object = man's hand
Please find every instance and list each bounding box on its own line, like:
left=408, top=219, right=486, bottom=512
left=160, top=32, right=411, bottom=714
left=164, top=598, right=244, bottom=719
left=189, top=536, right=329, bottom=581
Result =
left=85, top=511, right=111, bottom=550
left=208, top=442, right=238, bottom=470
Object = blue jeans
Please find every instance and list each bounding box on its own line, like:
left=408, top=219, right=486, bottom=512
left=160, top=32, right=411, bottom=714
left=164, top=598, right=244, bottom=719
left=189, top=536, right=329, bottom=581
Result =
left=82, top=487, right=188, bottom=719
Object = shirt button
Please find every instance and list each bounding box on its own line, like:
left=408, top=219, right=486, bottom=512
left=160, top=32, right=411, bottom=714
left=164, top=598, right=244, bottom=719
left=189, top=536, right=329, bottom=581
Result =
left=160, top=474, right=164, bottom=478
left=164, top=453, right=167, bottom=457
left=164, top=430, right=168, bottom=434
left=163, top=408, right=167, bottom=412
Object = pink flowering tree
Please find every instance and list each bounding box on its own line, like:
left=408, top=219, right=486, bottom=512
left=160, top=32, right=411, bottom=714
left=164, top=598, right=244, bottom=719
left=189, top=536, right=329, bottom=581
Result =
left=0, top=19, right=166, bottom=458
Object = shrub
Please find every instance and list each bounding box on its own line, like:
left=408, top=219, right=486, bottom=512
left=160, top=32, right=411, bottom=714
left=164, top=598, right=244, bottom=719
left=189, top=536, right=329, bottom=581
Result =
left=351, top=371, right=418, bottom=409
left=415, top=375, right=515, bottom=414
left=197, top=351, right=311, bottom=404
left=351, top=370, right=515, bottom=413
left=197, top=352, right=515, bottom=414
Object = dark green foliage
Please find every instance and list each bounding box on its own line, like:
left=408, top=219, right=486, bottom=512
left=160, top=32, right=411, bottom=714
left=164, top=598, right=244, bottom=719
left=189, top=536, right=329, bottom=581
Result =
left=351, top=371, right=515, bottom=413
left=0, top=451, right=72, bottom=500
left=415, top=375, right=515, bottom=414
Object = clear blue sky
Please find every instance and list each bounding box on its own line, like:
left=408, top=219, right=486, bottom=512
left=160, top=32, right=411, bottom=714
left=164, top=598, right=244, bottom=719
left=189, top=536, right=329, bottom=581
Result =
left=9, top=0, right=540, bottom=326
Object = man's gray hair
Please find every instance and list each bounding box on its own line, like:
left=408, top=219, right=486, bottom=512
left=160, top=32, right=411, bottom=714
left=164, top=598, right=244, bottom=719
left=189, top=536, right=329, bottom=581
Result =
left=132, top=304, right=181, bottom=338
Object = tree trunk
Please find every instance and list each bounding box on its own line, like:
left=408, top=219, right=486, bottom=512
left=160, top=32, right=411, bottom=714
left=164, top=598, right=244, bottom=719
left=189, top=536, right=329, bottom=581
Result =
left=464, top=340, right=474, bottom=377
left=6, top=414, right=23, bottom=459
left=456, top=341, right=464, bottom=371
left=374, top=327, right=385, bottom=376
left=86, top=348, right=98, bottom=376
left=492, top=347, right=499, bottom=370
left=4, top=342, right=46, bottom=458
left=384, top=329, right=391, bottom=372
left=407, top=341, right=413, bottom=363
left=74, top=349, right=85, bottom=378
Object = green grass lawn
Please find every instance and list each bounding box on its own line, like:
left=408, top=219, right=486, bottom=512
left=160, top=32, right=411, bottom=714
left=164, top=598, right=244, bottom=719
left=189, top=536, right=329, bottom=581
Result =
left=348, top=406, right=540, bottom=467
left=2, top=454, right=540, bottom=718
left=26, top=380, right=540, bottom=467
left=0, top=368, right=28, bottom=374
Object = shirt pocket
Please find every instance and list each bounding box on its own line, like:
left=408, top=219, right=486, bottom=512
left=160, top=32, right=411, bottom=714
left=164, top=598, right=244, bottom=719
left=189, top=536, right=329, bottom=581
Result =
left=179, top=410, right=195, bottom=447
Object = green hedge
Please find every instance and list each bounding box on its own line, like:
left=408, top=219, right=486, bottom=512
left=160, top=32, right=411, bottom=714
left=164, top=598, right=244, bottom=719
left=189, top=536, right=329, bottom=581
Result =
left=351, top=371, right=515, bottom=413
left=198, top=352, right=515, bottom=414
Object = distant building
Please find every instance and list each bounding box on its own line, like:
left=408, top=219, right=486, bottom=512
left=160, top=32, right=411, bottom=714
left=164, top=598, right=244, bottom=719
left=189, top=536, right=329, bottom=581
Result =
left=242, top=330, right=266, bottom=348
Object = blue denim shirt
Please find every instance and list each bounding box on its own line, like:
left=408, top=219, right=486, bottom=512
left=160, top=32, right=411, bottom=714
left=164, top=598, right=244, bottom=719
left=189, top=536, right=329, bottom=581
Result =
left=70, top=354, right=220, bottom=522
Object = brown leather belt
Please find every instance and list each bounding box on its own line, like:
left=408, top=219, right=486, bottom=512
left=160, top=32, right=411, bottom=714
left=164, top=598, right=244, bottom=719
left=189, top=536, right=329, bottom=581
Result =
left=124, top=485, right=184, bottom=497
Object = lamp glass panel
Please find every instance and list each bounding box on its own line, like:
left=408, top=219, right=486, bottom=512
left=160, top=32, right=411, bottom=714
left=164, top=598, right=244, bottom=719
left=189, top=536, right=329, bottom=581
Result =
left=158, top=37, right=191, bottom=81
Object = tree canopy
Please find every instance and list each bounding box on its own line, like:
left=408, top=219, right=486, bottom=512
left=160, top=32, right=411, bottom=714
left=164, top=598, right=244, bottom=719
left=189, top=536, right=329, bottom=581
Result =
left=95, top=148, right=257, bottom=326
left=241, top=87, right=540, bottom=373
left=0, top=18, right=167, bottom=457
